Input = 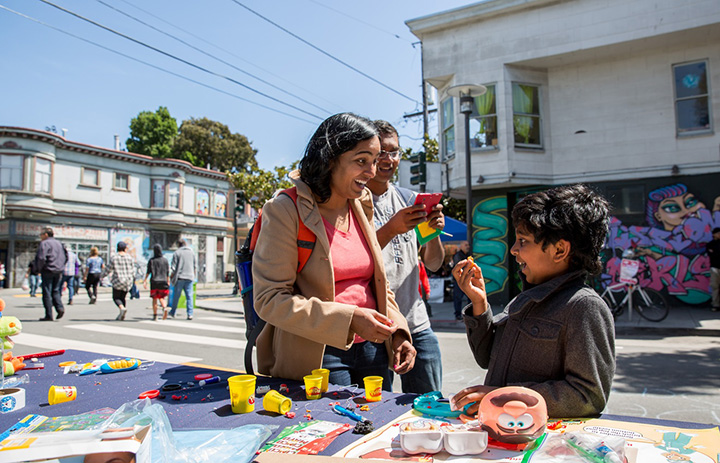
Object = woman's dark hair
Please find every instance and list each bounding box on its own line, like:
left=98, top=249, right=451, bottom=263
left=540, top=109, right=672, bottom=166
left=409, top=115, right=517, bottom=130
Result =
left=298, top=113, right=378, bottom=203
left=153, top=244, right=163, bottom=259
left=511, top=184, right=609, bottom=275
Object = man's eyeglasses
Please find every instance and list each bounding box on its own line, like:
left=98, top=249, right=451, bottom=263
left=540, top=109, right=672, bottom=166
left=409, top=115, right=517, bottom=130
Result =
left=379, top=149, right=401, bottom=159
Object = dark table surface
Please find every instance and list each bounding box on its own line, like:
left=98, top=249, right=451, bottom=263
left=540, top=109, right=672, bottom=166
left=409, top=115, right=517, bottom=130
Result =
left=0, top=349, right=416, bottom=455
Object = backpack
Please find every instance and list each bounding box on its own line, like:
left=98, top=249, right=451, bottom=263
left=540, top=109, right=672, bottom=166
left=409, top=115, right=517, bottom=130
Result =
left=236, top=187, right=316, bottom=374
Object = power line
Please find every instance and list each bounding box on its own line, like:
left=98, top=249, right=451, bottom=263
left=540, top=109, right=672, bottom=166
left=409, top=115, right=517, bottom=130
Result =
left=229, top=0, right=420, bottom=104
left=305, top=0, right=411, bottom=43
left=115, top=0, right=342, bottom=112
left=0, top=4, right=317, bottom=125
left=36, top=0, right=324, bottom=121
left=94, top=0, right=331, bottom=116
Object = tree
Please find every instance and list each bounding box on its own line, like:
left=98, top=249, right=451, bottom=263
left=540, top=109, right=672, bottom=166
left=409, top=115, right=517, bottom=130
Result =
left=173, top=118, right=257, bottom=171
left=126, top=106, right=177, bottom=157
left=227, top=162, right=297, bottom=211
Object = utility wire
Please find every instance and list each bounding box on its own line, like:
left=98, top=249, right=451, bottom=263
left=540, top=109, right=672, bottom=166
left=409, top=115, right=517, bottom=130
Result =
left=94, top=0, right=331, bottom=115
left=116, top=0, right=341, bottom=112
left=0, top=4, right=317, bottom=125
left=229, top=0, right=420, bottom=104
left=305, top=0, right=411, bottom=42
left=36, top=0, right=323, bottom=121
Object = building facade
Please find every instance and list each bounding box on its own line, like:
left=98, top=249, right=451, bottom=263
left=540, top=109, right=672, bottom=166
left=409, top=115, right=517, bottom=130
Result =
left=406, top=0, right=720, bottom=306
left=0, top=126, right=237, bottom=288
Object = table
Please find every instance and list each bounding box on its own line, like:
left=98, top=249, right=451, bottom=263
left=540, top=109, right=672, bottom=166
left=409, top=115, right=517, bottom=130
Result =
left=0, top=349, right=415, bottom=456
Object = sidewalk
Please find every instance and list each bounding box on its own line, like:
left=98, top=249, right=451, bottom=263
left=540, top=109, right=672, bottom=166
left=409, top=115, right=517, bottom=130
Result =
left=193, top=284, right=720, bottom=336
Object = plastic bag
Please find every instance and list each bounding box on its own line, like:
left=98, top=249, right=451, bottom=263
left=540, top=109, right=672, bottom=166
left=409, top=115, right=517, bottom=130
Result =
left=20, top=277, right=29, bottom=291
left=531, top=431, right=625, bottom=463
left=98, top=398, right=275, bottom=463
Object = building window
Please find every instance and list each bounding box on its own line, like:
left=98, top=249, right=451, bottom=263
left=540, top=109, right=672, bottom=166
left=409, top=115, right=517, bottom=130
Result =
left=673, top=60, right=711, bottom=135
left=114, top=173, right=129, bottom=191
left=441, top=97, right=455, bottom=160
left=0, top=154, right=23, bottom=190
left=607, top=185, right=645, bottom=215
left=34, top=158, right=51, bottom=194
left=168, top=182, right=180, bottom=209
left=81, top=167, right=100, bottom=187
left=214, top=192, right=227, bottom=217
left=152, top=180, right=165, bottom=208
left=470, top=84, right=497, bottom=148
left=512, top=83, right=542, bottom=148
left=196, top=189, right=210, bottom=215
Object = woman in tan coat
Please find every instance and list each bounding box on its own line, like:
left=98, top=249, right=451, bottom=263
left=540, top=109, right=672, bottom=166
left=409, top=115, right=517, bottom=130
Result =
left=253, top=113, right=416, bottom=388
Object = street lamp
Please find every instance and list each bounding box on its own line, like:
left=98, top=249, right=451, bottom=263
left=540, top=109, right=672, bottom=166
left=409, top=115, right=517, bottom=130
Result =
left=447, top=84, right=486, bottom=243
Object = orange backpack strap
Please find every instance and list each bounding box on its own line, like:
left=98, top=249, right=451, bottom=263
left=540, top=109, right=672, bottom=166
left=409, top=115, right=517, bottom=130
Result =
left=279, top=187, right=316, bottom=273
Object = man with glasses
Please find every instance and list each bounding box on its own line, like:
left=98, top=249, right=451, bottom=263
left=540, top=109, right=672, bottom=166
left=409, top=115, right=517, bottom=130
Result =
left=34, top=227, right=67, bottom=321
left=367, top=120, right=445, bottom=394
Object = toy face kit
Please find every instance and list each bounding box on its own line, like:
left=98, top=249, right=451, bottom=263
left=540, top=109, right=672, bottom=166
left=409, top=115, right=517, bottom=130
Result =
left=478, top=387, right=548, bottom=444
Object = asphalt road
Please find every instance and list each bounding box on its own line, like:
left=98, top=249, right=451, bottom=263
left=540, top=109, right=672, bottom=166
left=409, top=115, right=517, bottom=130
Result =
left=3, top=288, right=719, bottom=426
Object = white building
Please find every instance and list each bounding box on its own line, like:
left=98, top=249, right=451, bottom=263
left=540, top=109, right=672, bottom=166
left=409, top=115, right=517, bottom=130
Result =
left=0, top=127, right=238, bottom=287
left=407, top=0, right=720, bottom=306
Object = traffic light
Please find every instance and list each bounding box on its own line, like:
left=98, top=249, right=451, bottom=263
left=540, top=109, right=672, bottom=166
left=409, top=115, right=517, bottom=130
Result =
left=234, top=192, right=245, bottom=213
left=409, top=152, right=426, bottom=191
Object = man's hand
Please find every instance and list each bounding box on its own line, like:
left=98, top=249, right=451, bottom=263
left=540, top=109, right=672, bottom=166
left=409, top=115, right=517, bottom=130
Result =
left=427, top=204, right=445, bottom=231
left=392, top=336, right=416, bottom=374
left=387, top=204, right=427, bottom=235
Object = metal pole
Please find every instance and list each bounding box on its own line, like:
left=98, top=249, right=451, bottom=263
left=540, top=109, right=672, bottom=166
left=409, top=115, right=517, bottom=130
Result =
left=463, top=102, right=473, bottom=243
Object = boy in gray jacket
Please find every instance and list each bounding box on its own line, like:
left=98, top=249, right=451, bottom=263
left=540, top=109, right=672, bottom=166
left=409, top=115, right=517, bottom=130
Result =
left=451, top=184, right=615, bottom=418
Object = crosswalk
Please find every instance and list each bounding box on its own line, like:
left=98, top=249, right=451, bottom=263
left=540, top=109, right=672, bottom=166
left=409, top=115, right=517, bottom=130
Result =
left=14, top=310, right=251, bottom=370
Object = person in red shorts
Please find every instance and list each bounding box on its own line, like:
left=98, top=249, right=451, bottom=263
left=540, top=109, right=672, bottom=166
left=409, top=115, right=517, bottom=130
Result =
left=143, top=244, right=170, bottom=321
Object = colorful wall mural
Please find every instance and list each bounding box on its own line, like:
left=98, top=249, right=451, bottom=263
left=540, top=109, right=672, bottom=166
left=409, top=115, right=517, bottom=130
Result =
left=471, top=196, right=509, bottom=295
left=603, top=183, right=720, bottom=305
left=196, top=189, right=209, bottom=215
left=214, top=192, right=227, bottom=217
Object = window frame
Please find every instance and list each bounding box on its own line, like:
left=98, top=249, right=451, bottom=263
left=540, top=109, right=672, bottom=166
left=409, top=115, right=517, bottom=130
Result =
left=512, top=82, right=543, bottom=149
left=80, top=167, right=100, bottom=188
left=33, top=157, right=52, bottom=194
left=113, top=173, right=130, bottom=192
left=0, top=154, right=25, bottom=191
left=672, top=59, right=712, bottom=136
left=469, top=83, right=498, bottom=149
left=151, top=179, right=182, bottom=210
left=440, top=97, right=456, bottom=161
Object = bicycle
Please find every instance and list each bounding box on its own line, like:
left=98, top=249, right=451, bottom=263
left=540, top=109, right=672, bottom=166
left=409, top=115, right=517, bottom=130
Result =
left=598, top=249, right=669, bottom=322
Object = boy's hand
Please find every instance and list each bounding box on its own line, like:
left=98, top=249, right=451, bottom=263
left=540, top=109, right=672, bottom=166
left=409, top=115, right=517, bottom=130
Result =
left=450, top=385, right=497, bottom=415
left=427, top=204, right=445, bottom=231
left=386, top=205, right=427, bottom=235
left=452, top=259, right=488, bottom=316
left=391, top=336, right=416, bottom=374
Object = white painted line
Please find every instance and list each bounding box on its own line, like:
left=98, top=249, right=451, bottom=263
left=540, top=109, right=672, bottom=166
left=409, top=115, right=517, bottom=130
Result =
left=201, top=316, right=245, bottom=323
left=138, top=320, right=244, bottom=333
left=67, top=324, right=246, bottom=349
left=16, top=333, right=200, bottom=364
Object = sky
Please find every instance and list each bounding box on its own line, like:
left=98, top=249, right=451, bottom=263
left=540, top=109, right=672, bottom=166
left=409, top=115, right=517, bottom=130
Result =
left=0, top=0, right=473, bottom=171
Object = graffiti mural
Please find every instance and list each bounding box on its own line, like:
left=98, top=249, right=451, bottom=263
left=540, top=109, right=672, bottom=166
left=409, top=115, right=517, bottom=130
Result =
left=604, top=183, right=720, bottom=305
left=471, top=196, right=508, bottom=295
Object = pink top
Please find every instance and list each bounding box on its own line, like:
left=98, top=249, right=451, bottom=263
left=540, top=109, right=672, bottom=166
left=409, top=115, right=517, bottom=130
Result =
left=323, top=207, right=377, bottom=343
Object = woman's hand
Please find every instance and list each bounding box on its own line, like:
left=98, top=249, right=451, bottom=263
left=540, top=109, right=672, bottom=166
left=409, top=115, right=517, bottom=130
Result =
left=451, top=259, right=488, bottom=316
left=450, top=384, right=497, bottom=416
left=392, top=336, right=416, bottom=374
left=350, top=308, right=397, bottom=343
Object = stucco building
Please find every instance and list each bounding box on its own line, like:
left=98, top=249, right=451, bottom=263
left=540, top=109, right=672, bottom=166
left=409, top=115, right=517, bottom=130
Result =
left=406, top=0, right=720, bottom=306
left=0, top=126, right=236, bottom=288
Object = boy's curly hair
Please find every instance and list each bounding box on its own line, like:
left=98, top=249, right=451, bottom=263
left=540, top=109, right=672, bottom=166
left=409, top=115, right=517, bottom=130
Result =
left=511, top=184, right=609, bottom=275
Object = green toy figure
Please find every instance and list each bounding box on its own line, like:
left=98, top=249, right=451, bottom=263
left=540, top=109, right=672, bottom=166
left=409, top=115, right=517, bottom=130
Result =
left=0, top=298, right=25, bottom=376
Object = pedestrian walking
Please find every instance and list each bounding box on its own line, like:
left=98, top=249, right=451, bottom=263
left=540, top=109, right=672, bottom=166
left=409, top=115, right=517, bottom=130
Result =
left=169, top=239, right=196, bottom=320
left=25, top=260, right=41, bottom=297
left=101, top=241, right=135, bottom=320
left=34, top=227, right=67, bottom=321
left=84, top=247, right=104, bottom=304
left=143, top=244, right=170, bottom=321
left=62, top=250, right=78, bottom=305
left=707, top=227, right=720, bottom=312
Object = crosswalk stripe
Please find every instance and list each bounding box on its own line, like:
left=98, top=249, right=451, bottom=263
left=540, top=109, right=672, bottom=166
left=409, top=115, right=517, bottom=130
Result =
left=16, top=333, right=200, bottom=364
left=67, top=324, right=246, bottom=349
left=138, top=320, right=244, bottom=333
left=201, top=316, right=245, bottom=323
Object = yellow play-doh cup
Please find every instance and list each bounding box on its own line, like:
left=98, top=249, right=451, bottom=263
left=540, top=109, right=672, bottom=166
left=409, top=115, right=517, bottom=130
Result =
left=48, top=386, right=77, bottom=405
left=228, top=374, right=256, bottom=414
left=263, top=389, right=292, bottom=414
left=311, top=368, right=330, bottom=393
left=303, top=374, right=323, bottom=400
left=363, top=376, right=383, bottom=402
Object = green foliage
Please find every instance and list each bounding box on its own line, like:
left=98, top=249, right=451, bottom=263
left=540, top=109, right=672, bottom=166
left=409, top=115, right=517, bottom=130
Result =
left=401, top=134, right=439, bottom=163
left=126, top=106, right=178, bottom=157
left=227, top=162, right=298, bottom=210
left=442, top=197, right=466, bottom=222
left=173, top=118, right=257, bottom=172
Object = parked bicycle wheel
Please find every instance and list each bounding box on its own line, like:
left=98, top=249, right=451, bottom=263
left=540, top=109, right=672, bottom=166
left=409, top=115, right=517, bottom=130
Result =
left=602, top=292, right=623, bottom=319
left=632, top=287, right=669, bottom=322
